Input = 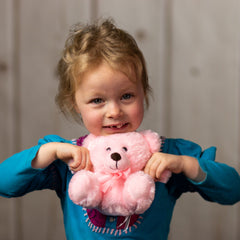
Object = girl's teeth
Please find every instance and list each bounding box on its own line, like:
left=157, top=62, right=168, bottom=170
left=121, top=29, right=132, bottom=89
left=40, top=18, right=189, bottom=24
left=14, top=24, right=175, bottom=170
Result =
left=111, top=124, right=123, bottom=129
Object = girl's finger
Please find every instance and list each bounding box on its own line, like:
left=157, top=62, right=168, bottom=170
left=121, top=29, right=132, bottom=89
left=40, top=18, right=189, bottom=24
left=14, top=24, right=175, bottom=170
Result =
left=144, top=154, right=158, bottom=173
left=145, top=159, right=162, bottom=179
left=156, top=161, right=167, bottom=179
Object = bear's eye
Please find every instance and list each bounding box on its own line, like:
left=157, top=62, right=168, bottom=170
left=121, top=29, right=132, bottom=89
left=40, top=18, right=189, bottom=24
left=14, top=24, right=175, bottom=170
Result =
left=122, top=147, right=128, bottom=152
left=106, top=147, right=111, bottom=151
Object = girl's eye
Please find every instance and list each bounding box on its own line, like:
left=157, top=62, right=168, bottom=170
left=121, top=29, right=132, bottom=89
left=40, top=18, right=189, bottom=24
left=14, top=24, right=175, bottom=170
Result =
left=121, top=93, right=133, bottom=100
left=106, top=147, right=111, bottom=151
left=90, top=98, right=103, bottom=104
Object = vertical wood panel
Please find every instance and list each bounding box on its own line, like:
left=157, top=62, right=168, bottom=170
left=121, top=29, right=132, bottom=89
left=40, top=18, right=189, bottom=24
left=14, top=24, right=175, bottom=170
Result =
left=0, top=0, right=21, bottom=239
left=0, top=0, right=11, bottom=236
left=168, top=1, right=240, bottom=240
left=0, top=0, right=14, bottom=167
left=19, top=1, right=64, bottom=238
left=10, top=0, right=92, bottom=239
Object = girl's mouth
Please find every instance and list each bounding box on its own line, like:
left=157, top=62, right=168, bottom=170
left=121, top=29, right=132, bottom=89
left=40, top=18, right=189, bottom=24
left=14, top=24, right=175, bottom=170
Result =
left=104, top=123, right=128, bottom=129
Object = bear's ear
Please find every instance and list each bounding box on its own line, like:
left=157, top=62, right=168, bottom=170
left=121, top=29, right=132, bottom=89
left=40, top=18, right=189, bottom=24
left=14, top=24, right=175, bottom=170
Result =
left=140, top=130, right=161, bottom=153
left=82, top=134, right=98, bottom=148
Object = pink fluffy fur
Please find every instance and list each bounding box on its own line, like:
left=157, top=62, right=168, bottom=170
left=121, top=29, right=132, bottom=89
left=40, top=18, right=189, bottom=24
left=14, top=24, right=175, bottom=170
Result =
left=68, top=130, right=171, bottom=216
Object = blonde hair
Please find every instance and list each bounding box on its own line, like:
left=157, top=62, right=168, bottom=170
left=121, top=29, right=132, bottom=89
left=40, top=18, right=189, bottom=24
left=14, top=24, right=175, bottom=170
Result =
left=56, top=18, right=151, bottom=122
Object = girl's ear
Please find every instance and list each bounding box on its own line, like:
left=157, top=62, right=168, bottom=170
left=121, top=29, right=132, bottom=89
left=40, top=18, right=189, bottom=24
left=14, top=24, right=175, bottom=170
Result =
left=74, top=105, right=81, bottom=114
left=73, top=98, right=81, bottom=113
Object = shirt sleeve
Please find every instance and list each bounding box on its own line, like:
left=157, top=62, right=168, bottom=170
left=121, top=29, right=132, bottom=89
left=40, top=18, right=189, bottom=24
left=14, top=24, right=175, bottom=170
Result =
left=163, top=138, right=240, bottom=205
left=0, top=135, right=72, bottom=198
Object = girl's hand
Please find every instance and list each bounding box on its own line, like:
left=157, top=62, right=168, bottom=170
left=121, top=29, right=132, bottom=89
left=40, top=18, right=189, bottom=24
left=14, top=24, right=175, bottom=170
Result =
left=32, top=142, right=92, bottom=172
left=144, top=152, right=205, bottom=182
left=57, top=144, right=92, bottom=172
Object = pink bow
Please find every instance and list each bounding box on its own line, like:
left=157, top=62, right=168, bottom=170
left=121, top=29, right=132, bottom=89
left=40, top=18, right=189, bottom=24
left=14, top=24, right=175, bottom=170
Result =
left=96, top=169, right=132, bottom=193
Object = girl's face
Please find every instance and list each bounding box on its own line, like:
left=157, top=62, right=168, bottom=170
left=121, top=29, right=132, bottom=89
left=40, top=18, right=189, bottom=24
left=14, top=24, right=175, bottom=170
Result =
left=74, top=62, right=145, bottom=136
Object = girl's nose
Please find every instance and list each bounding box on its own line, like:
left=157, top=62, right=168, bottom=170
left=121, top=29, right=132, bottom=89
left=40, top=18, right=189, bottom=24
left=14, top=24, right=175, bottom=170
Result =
left=106, top=102, right=122, bottom=118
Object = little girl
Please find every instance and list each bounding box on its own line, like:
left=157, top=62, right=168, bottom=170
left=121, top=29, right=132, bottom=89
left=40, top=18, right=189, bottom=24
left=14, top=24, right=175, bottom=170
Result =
left=0, top=19, right=240, bottom=240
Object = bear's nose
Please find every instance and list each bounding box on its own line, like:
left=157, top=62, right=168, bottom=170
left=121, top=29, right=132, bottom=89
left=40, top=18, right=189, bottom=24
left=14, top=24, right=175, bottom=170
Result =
left=111, top=152, right=121, bottom=161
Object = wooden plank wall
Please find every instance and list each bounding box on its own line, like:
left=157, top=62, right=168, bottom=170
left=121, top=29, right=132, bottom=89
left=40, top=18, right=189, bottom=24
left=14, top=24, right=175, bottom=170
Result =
left=0, top=0, right=239, bottom=239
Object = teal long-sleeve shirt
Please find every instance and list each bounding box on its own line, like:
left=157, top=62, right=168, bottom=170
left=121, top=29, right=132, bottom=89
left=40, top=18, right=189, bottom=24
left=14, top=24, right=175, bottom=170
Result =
left=0, top=134, right=240, bottom=240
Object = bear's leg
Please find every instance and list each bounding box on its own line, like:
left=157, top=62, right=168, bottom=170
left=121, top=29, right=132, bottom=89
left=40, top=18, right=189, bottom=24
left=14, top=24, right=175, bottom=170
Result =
left=123, top=171, right=155, bottom=214
left=68, top=171, right=102, bottom=208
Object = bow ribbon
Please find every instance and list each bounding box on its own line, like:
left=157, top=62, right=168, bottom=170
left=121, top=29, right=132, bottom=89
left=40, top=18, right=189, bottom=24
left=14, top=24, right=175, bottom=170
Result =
left=96, top=169, right=131, bottom=193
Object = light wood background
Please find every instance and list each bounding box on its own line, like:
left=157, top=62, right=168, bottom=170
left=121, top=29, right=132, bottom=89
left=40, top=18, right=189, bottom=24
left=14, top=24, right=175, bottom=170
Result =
left=0, top=0, right=239, bottom=239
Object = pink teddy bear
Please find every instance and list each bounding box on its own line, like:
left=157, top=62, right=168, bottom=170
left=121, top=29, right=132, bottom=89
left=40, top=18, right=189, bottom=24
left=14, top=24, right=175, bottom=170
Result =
left=68, top=130, right=171, bottom=216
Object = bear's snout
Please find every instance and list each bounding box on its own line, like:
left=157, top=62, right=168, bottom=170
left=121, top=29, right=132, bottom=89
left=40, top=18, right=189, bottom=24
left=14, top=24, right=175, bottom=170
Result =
left=111, top=152, right=121, bottom=161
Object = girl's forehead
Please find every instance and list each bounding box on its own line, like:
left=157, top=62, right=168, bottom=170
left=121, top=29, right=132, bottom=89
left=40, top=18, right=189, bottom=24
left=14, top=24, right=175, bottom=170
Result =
left=77, top=61, right=139, bottom=86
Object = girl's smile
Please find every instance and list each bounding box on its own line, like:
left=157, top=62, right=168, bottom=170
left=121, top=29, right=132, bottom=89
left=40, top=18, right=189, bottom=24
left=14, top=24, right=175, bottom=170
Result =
left=74, top=62, right=145, bottom=136
left=102, top=122, right=129, bottom=134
